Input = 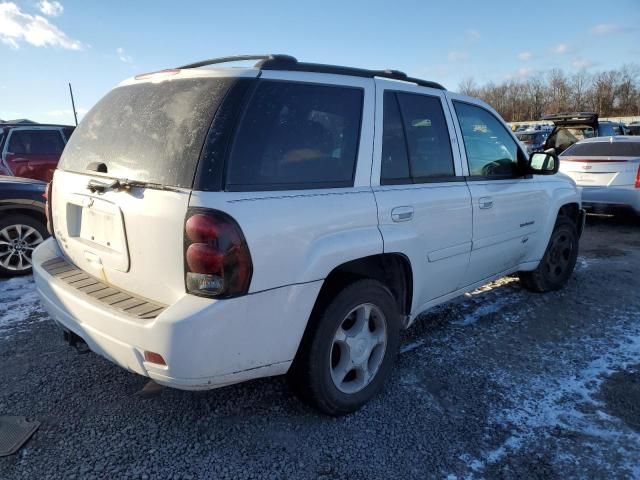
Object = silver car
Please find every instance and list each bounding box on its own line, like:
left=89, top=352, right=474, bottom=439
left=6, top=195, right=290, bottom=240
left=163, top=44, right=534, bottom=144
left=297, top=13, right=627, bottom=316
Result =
left=560, top=136, right=640, bottom=215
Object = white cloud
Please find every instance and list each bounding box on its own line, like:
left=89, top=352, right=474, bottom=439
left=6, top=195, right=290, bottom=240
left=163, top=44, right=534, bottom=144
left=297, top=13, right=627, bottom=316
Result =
left=518, top=51, right=533, bottom=61
left=0, top=2, right=82, bottom=50
left=590, top=23, right=619, bottom=35
left=448, top=50, right=469, bottom=62
left=465, top=29, right=481, bottom=42
left=517, top=67, right=533, bottom=78
left=551, top=43, right=570, bottom=55
left=571, top=58, right=594, bottom=69
left=505, top=67, right=536, bottom=81
left=37, top=0, right=63, bottom=17
left=116, top=47, right=133, bottom=63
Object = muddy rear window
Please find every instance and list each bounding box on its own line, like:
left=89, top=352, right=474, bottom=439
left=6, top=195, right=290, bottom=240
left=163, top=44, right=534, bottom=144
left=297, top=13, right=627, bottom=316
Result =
left=58, top=77, right=234, bottom=188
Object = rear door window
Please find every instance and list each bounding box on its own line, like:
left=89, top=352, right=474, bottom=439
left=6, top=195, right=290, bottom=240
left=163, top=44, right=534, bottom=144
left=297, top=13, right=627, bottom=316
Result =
left=396, top=92, right=455, bottom=180
left=380, top=92, right=410, bottom=184
left=8, top=130, right=65, bottom=155
left=380, top=91, right=455, bottom=184
left=226, top=80, right=363, bottom=191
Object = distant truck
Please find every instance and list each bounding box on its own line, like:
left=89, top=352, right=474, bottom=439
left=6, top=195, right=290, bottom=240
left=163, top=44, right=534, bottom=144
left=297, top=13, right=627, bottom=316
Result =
left=0, top=123, right=75, bottom=182
left=542, top=112, right=627, bottom=154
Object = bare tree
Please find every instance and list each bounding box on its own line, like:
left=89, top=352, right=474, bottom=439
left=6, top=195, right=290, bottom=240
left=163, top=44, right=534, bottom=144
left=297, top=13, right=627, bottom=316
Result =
left=454, top=64, right=639, bottom=121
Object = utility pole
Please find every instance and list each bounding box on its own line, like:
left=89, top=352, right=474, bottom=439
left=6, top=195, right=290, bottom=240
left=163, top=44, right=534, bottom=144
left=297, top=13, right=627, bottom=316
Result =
left=68, top=83, right=78, bottom=126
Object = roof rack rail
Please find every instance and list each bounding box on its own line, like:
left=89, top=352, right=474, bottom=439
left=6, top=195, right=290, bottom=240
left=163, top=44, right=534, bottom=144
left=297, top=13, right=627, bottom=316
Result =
left=177, top=54, right=297, bottom=70
left=177, top=54, right=445, bottom=90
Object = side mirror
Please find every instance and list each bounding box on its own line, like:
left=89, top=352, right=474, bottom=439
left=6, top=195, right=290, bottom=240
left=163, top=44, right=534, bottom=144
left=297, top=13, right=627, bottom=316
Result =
left=528, top=149, right=559, bottom=175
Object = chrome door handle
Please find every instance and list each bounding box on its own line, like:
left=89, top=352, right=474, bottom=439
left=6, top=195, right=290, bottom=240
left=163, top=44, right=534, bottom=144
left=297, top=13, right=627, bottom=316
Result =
left=478, top=197, right=493, bottom=209
left=391, top=206, right=414, bottom=222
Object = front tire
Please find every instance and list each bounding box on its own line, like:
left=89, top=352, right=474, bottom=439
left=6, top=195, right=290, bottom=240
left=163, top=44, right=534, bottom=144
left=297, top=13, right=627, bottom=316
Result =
left=289, top=279, right=401, bottom=416
left=518, top=215, right=578, bottom=292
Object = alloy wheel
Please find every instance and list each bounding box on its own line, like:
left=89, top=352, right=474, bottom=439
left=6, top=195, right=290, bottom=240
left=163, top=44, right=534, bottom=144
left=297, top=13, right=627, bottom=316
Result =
left=330, top=303, right=387, bottom=394
left=0, top=223, right=44, bottom=271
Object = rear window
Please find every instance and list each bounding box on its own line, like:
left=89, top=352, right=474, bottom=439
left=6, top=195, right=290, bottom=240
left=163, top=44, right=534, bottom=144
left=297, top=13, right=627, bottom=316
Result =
left=8, top=130, right=65, bottom=155
left=562, top=141, right=640, bottom=157
left=59, top=77, right=234, bottom=188
left=226, top=80, right=363, bottom=191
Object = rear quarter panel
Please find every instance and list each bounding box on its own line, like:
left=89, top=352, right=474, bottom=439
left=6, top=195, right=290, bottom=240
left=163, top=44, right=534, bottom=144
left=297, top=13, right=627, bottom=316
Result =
left=188, top=188, right=383, bottom=293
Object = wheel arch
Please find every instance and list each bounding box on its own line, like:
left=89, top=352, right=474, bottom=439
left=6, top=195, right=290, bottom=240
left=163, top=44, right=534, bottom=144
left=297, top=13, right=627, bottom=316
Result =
left=0, top=206, right=46, bottom=225
left=528, top=187, right=581, bottom=262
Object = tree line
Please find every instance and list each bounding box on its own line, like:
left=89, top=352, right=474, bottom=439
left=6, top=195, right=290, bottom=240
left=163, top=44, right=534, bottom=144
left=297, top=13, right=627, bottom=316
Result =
left=457, top=65, right=640, bottom=122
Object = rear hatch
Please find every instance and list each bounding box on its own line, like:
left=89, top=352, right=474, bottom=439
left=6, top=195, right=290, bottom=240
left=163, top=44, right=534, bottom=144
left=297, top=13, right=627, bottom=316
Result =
left=560, top=140, right=640, bottom=187
left=543, top=112, right=598, bottom=153
left=51, top=70, right=249, bottom=304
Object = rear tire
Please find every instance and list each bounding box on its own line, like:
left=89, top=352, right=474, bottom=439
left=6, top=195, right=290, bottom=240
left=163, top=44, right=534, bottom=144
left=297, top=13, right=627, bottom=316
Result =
left=518, top=215, right=578, bottom=292
left=0, top=214, right=48, bottom=277
left=288, top=279, right=400, bottom=416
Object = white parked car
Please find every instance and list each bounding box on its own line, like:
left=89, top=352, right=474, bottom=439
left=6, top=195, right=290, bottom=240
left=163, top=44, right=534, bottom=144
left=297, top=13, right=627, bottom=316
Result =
left=32, top=55, right=585, bottom=415
left=560, top=136, right=640, bottom=215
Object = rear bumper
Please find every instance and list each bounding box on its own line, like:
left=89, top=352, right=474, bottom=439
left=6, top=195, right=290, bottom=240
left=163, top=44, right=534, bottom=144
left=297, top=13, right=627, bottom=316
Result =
left=580, top=186, right=640, bottom=214
left=32, top=238, right=322, bottom=390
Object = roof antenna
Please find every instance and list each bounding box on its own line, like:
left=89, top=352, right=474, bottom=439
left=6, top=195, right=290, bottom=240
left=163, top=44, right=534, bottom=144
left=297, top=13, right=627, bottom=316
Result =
left=68, top=82, right=78, bottom=126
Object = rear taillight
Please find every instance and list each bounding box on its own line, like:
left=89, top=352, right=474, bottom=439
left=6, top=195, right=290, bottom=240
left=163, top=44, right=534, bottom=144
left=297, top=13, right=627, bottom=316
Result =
left=44, top=181, right=54, bottom=236
left=635, top=165, right=640, bottom=189
left=184, top=209, right=252, bottom=298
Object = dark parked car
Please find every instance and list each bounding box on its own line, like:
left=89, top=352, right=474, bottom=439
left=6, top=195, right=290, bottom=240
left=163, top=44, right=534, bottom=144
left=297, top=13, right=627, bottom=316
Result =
left=542, top=112, right=627, bottom=154
left=0, top=123, right=74, bottom=182
left=0, top=175, right=49, bottom=276
left=516, top=130, right=549, bottom=154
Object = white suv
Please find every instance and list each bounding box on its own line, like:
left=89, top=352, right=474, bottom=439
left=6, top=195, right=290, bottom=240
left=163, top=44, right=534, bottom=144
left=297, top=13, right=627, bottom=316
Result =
left=33, top=55, right=585, bottom=415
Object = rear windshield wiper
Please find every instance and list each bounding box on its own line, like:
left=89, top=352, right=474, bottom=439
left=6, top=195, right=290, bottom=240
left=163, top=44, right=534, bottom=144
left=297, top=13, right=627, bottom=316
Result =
left=87, top=178, right=181, bottom=194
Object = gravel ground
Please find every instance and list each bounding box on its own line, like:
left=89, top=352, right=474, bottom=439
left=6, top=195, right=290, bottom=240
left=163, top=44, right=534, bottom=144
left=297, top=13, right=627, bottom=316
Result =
left=1, top=214, right=639, bottom=479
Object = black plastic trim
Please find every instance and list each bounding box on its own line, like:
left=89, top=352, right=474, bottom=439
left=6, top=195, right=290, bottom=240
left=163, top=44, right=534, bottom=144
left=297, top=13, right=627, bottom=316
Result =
left=381, top=176, right=464, bottom=185
left=178, top=54, right=296, bottom=70
left=464, top=175, right=527, bottom=182
left=260, top=58, right=445, bottom=90
left=192, top=78, right=257, bottom=192
left=176, top=53, right=445, bottom=91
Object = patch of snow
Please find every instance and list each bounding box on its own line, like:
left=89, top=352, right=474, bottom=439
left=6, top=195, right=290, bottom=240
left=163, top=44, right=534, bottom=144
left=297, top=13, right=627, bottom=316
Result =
left=459, top=308, right=640, bottom=477
left=0, top=276, right=47, bottom=338
left=400, top=339, right=426, bottom=354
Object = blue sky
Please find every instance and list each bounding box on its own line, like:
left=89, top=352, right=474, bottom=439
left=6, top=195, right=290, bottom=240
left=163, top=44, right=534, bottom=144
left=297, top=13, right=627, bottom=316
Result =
left=1, top=0, right=639, bottom=125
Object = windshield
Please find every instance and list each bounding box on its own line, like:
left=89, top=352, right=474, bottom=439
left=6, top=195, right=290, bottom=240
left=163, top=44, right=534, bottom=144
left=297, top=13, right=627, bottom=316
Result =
left=58, top=77, right=234, bottom=188
left=562, top=141, right=640, bottom=157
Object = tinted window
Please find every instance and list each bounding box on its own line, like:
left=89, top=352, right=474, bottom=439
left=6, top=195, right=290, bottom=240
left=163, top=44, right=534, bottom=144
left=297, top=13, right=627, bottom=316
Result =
left=8, top=130, right=65, bottom=155
left=453, top=102, right=519, bottom=177
left=227, top=81, right=363, bottom=191
left=59, top=78, right=234, bottom=188
left=562, top=141, right=640, bottom=157
left=381, top=92, right=410, bottom=184
left=397, top=93, right=455, bottom=179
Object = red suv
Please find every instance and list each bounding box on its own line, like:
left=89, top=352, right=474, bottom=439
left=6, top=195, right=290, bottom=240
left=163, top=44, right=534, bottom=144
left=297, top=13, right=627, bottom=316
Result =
left=0, top=123, right=74, bottom=182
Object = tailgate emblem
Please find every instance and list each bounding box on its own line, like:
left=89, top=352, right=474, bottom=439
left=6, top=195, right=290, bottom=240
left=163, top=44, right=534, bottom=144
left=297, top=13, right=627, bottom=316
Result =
left=582, top=165, right=592, bottom=170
